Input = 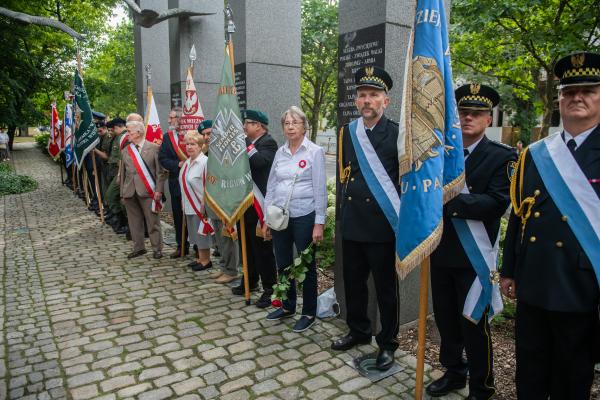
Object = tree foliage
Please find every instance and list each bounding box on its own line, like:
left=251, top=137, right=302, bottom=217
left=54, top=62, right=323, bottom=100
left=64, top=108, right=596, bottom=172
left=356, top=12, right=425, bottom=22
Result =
left=0, top=0, right=117, bottom=148
left=301, top=0, right=338, bottom=142
left=85, top=19, right=136, bottom=117
left=451, top=0, right=600, bottom=140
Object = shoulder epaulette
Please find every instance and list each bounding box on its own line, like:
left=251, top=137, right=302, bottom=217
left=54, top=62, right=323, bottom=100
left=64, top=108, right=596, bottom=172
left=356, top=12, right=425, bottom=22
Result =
left=489, top=140, right=514, bottom=151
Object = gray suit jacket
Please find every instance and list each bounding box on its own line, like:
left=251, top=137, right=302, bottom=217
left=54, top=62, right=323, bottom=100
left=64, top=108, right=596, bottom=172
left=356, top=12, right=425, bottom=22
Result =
left=119, top=141, right=167, bottom=199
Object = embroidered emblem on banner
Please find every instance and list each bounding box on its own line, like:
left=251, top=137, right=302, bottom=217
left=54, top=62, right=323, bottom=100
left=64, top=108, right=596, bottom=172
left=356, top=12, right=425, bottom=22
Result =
left=211, top=109, right=246, bottom=167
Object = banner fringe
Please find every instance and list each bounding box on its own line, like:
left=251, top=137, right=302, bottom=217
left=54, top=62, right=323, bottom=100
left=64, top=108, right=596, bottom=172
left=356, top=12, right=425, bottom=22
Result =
left=396, top=220, right=443, bottom=280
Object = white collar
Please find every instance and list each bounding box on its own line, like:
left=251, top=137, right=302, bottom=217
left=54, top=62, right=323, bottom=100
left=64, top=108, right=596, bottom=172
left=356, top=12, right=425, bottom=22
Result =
left=563, top=125, right=597, bottom=148
left=284, top=135, right=309, bottom=155
left=464, top=135, right=485, bottom=158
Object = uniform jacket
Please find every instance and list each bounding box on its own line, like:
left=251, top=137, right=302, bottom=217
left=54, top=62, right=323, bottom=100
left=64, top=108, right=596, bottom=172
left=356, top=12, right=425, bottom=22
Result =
left=431, top=136, right=517, bottom=269
left=502, top=126, right=600, bottom=313
left=247, top=133, right=277, bottom=196
left=339, top=115, right=400, bottom=243
left=119, top=141, right=167, bottom=199
left=158, top=130, right=184, bottom=197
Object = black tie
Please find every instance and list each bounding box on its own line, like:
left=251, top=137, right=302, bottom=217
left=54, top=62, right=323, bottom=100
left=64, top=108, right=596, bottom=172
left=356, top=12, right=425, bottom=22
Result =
left=366, top=128, right=372, bottom=137
left=463, top=148, right=470, bottom=157
left=566, top=139, right=577, bottom=156
left=136, top=144, right=140, bottom=152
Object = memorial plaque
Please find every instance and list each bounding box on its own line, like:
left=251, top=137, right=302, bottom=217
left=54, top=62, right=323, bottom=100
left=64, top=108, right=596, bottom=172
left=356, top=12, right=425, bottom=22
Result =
left=235, top=63, right=247, bottom=110
left=170, top=83, right=182, bottom=109
left=337, top=23, right=386, bottom=128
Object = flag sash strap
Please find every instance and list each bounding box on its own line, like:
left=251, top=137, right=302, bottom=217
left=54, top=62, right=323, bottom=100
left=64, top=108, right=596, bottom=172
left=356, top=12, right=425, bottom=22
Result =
left=452, top=186, right=503, bottom=323
left=252, top=183, right=265, bottom=227
left=168, top=131, right=188, bottom=162
left=120, top=134, right=129, bottom=150
left=180, top=161, right=214, bottom=235
left=529, top=132, right=600, bottom=286
left=348, top=118, right=400, bottom=228
left=126, top=144, right=161, bottom=212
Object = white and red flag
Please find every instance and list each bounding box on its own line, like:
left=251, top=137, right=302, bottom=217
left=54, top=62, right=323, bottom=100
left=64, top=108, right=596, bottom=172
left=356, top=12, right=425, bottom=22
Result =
left=47, top=102, right=61, bottom=159
left=144, top=85, right=163, bottom=144
left=179, top=67, right=205, bottom=131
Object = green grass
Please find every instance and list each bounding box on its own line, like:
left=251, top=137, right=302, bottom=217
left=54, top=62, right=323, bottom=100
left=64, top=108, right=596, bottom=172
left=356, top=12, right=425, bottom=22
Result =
left=13, top=136, right=35, bottom=143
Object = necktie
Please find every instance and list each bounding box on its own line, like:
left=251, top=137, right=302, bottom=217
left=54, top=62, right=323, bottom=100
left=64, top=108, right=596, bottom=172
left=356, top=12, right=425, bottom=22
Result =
left=135, top=144, right=140, bottom=152
left=365, top=128, right=372, bottom=137
left=463, top=148, right=470, bottom=157
left=566, top=139, right=577, bottom=156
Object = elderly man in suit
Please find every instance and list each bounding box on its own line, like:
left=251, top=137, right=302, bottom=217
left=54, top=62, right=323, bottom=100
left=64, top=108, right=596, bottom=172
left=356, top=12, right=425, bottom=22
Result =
left=120, top=120, right=168, bottom=259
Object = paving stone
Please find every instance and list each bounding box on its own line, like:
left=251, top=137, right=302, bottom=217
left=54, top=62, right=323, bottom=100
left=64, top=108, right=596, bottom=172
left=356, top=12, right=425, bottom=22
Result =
left=276, top=368, right=307, bottom=385
left=139, top=366, right=170, bottom=381
left=67, top=371, right=105, bottom=387
left=138, top=387, right=173, bottom=400
left=224, top=360, right=256, bottom=379
left=172, top=377, right=206, bottom=395
left=302, top=375, right=332, bottom=391
left=70, top=384, right=98, bottom=400
left=117, top=382, right=152, bottom=397
left=251, top=378, right=281, bottom=395
left=100, top=375, right=136, bottom=392
left=220, top=376, right=253, bottom=394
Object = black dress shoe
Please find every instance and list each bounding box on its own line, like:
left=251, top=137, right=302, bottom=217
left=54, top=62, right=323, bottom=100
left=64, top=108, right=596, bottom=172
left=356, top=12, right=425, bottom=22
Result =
left=232, top=283, right=258, bottom=296
left=425, top=374, right=467, bottom=397
left=191, top=261, right=212, bottom=271
left=127, top=249, right=147, bottom=259
left=331, top=334, right=371, bottom=351
left=153, top=250, right=163, bottom=259
left=255, top=291, right=273, bottom=309
left=375, top=349, right=395, bottom=371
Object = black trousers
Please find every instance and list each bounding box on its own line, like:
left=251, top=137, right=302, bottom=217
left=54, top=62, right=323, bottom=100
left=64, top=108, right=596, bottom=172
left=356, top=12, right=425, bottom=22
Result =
left=430, top=266, right=495, bottom=398
left=170, top=191, right=188, bottom=251
left=342, top=240, right=399, bottom=351
left=241, top=207, right=276, bottom=291
left=515, top=301, right=596, bottom=400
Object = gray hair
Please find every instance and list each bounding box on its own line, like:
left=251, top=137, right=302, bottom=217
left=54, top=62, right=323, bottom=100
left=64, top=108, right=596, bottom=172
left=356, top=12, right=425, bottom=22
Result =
left=281, top=106, right=309, bottom=131
left=126, top=113, right=143, bottom=122
left=126, top=120, right=145, bottom=135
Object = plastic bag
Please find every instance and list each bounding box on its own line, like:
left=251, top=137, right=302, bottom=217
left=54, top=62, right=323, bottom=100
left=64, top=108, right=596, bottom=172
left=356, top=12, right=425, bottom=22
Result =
left=316, top=287, right=340, bottom=319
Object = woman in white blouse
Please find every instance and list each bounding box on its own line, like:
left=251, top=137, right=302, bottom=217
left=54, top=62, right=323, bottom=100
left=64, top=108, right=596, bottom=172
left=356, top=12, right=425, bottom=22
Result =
left=263, top=106, right=327, bottom=333
left=179, top=131, right=213, bottom=271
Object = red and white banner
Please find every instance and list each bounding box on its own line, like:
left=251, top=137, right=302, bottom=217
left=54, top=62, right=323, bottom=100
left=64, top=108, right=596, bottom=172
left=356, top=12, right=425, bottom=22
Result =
left=144, top=86, right=163, bottom=145
left=179, top=67, right=204, bottom=131
left=167, top=130, right=188, bottom=161
left=47, top=103, right=61, bottom=159
left=179, top=162, right=214, bottom=236
left=126, top=143, right=162, bottom=213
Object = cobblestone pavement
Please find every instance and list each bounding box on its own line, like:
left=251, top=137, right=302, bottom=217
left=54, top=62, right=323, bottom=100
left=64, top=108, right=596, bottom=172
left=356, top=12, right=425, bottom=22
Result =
left=1, top=144, right=465, bottom=400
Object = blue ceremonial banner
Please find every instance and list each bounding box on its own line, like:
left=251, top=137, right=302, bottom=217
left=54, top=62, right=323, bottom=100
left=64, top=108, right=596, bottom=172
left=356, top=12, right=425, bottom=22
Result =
left=64, top=103, right=74, bottom=168
left=395, top=0, right=464, bottom=277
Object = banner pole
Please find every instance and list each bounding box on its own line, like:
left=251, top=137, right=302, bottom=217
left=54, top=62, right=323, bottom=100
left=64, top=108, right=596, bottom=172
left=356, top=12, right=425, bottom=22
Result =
left=82, top=167, right=91, bottom=206
left=239, top=218, right=251, bottom=305
left=415, top=257, right=430, bottom=400
left=91, top=155, right=105, bottom=224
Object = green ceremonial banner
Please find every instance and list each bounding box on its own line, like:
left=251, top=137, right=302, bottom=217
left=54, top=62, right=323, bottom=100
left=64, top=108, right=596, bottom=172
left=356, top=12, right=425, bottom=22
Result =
left=205, top=48, right=253, bottom=226
left=73, top=69, right=99, bottom=169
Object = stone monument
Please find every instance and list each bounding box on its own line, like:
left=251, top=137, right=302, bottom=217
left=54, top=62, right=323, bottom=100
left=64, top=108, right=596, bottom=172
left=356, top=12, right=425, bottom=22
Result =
left=335, top=0, right=426, bottom=330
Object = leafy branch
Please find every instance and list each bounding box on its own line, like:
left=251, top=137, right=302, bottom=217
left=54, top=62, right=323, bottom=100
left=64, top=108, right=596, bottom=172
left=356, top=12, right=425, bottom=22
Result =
left=272, top=243, right=314, bottom=302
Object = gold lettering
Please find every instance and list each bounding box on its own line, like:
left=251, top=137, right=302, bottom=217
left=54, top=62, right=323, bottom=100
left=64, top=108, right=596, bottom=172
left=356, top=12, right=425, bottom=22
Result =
left=423, top=179, right=432, bottom=192
left=401, top=181, right=409, bottom=194
left=434, top=177, right=442, bottom=190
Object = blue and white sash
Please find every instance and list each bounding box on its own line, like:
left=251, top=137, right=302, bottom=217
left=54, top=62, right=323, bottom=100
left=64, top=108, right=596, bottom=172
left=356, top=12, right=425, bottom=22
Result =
left=452, top=185, right=504, bottom=323
left=529, top=132, right=600, bottom=286
left=348, top=118, right=400, bottom=228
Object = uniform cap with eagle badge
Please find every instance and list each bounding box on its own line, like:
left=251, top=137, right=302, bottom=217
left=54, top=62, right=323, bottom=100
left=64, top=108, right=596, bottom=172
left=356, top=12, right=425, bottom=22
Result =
left=554, top=52, right=600, bottom=88
left=455, top=83, right=500, bottom=111
left=197, top=119, right=213, bottom=132
left=354, top=65, right=393, bottom=92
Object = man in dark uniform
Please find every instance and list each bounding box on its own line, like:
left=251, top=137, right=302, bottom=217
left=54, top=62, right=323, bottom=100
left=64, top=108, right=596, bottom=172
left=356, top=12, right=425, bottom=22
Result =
left=332, top=66, right=400, bottom=370
left=427, top=84, right=517, bottom=399
left=105, top=118, right=128, bottom=235
left=158, top=107, right=189, bottom=258
left=501, top=52, right=600, bottom=399
left=232, top=109, right=277, bottom=309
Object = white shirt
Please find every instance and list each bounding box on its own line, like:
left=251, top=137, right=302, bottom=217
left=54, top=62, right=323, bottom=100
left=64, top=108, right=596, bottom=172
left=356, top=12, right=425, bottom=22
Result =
left=265, top=136, right=327, bottom=224
left=179, top=153, right=208, bottom=215
left=564, top=125, right=597, bottom=149
left=463, top=136, right=485, bottom=160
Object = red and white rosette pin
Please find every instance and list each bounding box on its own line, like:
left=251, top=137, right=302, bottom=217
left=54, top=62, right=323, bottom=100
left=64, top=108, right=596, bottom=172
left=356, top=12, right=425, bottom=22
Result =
left=298, top=159, right=307, bottom=169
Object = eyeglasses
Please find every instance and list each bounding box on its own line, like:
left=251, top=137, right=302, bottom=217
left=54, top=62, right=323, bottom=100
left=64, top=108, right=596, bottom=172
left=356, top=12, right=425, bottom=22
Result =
left=284, top=121, right=303, bottom=127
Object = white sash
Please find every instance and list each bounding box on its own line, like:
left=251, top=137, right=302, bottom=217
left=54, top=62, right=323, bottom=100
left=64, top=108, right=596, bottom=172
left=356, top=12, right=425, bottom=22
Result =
left=347, top=118, right=400, bottom=228
left=529, top=132, right=600, bottom=284
left=179, top=160, right=214, bottom=236
left=452, top=187, right=503, bottom=323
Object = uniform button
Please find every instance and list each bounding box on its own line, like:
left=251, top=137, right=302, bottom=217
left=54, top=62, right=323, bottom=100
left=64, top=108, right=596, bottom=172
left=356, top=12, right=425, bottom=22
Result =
left=366, top=198, right=371, bottom=202
left=350, top=178, right=355, bottom=182
left=561, top=215, right=568, bottom=222
left=555, top=241, right=563, bottom=248
left=534, top=212, right=540, bottom=218
left=348, top=196, right=352, bottom=201
left=534, top=189, right=541, bottom=196
left=529, top=236, right=536, bottom=243
left=452, top=212, right=458, bottom=217
left=468, top=186, right=473, bottom=190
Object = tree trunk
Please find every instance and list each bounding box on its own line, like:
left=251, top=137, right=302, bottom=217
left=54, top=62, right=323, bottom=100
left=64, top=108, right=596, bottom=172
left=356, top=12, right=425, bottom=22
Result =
left=536, top=67, right=555, bottom=141
left=7, top=125, right=16, bottom=151
left=310, top=107, right=319, bottom=143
